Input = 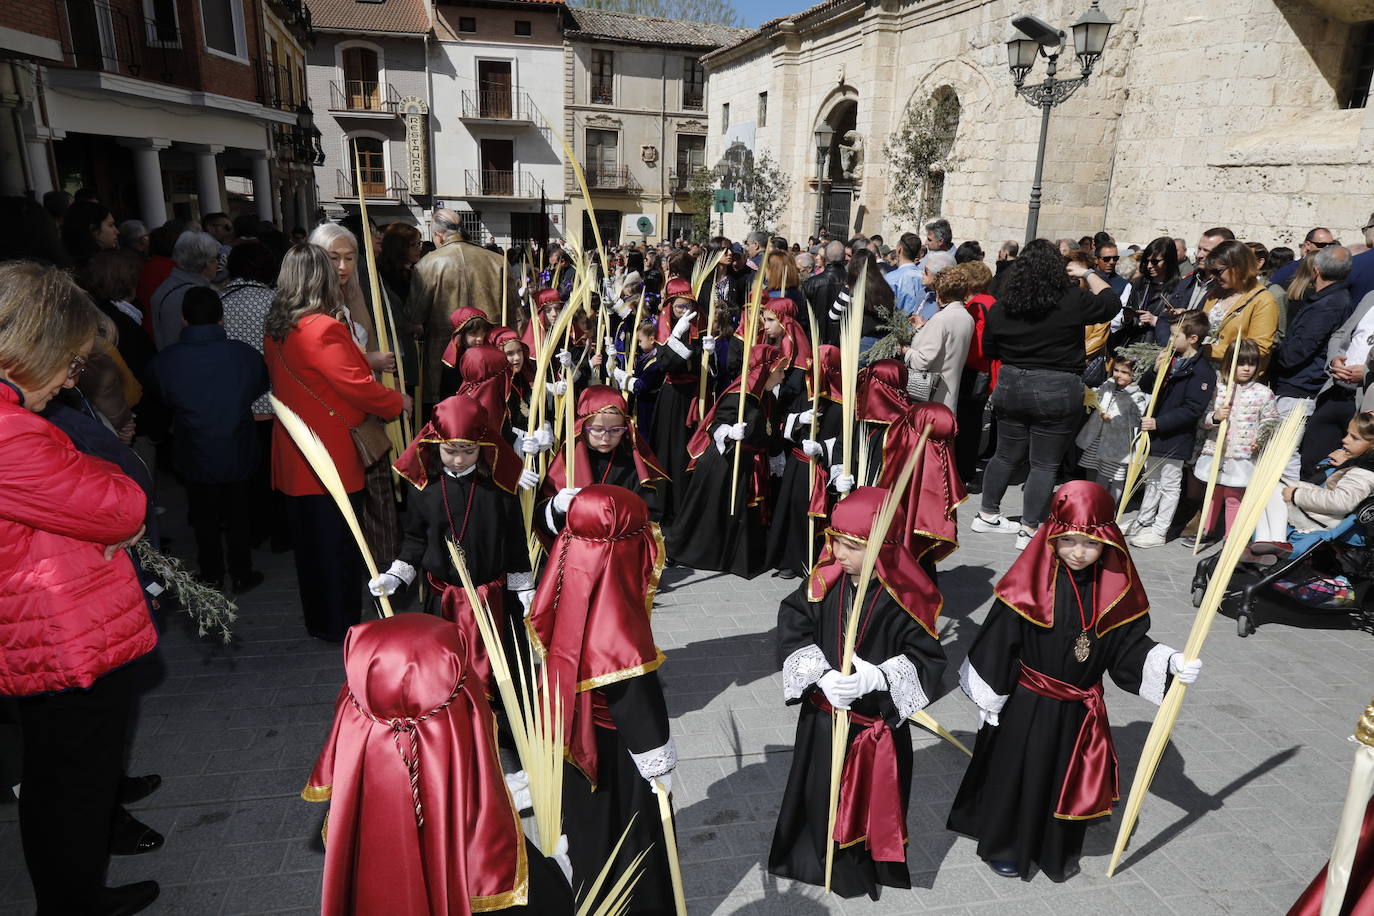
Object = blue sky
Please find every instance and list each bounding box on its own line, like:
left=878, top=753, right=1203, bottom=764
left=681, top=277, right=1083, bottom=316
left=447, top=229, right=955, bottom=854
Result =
left=736, top=0, right=811, bottom=28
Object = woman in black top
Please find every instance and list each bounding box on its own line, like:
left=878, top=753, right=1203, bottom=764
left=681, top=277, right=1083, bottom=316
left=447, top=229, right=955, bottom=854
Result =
left=1113, top=236, right=1179, bottom=349
left=972, top=239, right=1122, bottom=546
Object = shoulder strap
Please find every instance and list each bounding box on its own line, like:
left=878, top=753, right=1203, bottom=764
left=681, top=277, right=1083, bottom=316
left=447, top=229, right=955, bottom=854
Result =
left=273, top=339, right=347, bottom=426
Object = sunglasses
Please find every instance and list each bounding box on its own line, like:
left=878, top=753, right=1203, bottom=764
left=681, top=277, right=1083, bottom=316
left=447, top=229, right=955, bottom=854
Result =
left=1311, top=240, right=1337, bottom=248
left=1099, top=255, right=1120, bottom=262
left=68, top=354, right=89, bottom=380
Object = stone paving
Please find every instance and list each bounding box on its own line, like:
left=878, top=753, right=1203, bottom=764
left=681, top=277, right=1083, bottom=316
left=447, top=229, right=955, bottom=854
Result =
left=2, top=482, right=1372, bottom=915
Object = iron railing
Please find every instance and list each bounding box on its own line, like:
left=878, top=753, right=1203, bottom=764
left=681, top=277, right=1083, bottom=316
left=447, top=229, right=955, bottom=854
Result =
left=668, top=166, right=707, bottom=192
left=463, top=169, right=539, bottom=198
left=585, top=166, right=639, bottom=191
left=590, top=79, right=613, bottom=105
left=254, top=58, right=300, bottom=111
left=265, top=0, right=314, bottom=44
left=682, top=89, right=704, bottom=111
left=459, top=89, right=534, bottom=121
left=336, top=169, right=407, bottom=199
left=57, top=0, right=189, bottom=85
left=328, top=79, right=400, bottom=113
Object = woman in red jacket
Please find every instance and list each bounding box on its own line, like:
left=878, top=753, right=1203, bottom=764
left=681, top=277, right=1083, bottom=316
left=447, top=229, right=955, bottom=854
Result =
left=0, top=262, right=161, bottom=915
left=265, top=244, right=410, bottom=642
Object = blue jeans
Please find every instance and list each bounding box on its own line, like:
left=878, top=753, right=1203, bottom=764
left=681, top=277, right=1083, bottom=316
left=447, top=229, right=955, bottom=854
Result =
left=980, top=366, right=1083, bottom=528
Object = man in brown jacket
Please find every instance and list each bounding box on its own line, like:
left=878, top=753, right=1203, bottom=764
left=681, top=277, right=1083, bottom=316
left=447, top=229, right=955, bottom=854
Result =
left=407, top=209, right=519, bottom=395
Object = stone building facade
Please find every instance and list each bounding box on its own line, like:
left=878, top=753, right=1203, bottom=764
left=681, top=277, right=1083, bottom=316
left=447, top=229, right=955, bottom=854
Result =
left=703, top=0, right=1374, bottom=251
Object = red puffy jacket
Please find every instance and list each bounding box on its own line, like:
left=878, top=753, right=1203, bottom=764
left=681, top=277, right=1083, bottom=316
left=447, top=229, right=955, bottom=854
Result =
left=0, top=385, right=156, bottom=696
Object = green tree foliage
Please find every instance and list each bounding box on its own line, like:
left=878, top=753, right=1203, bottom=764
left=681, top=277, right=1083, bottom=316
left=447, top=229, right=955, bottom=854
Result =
left=738, top=149, right=791, bottom=234
left=577, top=0, right=743, bottom=27
left=884, top=86, right=961, bottom=227
left=685, top=168, right=716, bottom=242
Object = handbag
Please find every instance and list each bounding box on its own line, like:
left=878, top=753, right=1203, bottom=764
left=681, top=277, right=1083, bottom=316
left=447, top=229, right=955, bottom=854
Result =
left=1083, top=354, right=1109, bottom=389
left=275, top=346, right=393, bottom=467
left=906, top=368, right=938, bottom=403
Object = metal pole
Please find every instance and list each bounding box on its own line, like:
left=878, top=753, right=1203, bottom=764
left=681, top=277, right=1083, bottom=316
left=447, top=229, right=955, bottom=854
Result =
left=1024, top=52, right=1059, bottom=245
left=814, top=151, right=826, bottom=237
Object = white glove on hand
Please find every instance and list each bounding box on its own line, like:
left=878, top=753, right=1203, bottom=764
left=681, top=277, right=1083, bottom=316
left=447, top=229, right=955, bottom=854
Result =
left=517, top=432, right=542, bottom=455
left=978, top=707, right=1000, bottom=728
left=1169, top=652, right=1202, bottom=685
left=553, top=487, right=580, bottom=513
left=612, top=366, right=629, bottom=385
left=556, top=349, right=573, bottom=369
left=517, top=468, right=540, bottom=490
left=603, top=335, right=616, bottom=351
left=519, top=283, right=529, bottom=299
left=535, top=424, right=554, bottom=450
left=726, top=422, right=746, bottom=441
left=368, top=573, right=403, bottom=597
left=702, top=334, right=717, bottom=353
left=517, top=588, right=536, bottom=618
left=552, top=834, right=573, bottom=885
left=769, top=454, right=786, bottom=477
left=651, top=774, right=673, bottom=797
left=504, top=770, right=532, bottom=812
left=546, top=380, right=568, bottom=397
left=798, top=408, right=816, bottom=426
left=802, top=439, right=823, bottom=459
left=817, top=670, right=860, bottom=710
left=833, top=471, right=855, bottom=494
left=850, top=656, right=887, bottom=697
left=672, top=311, right=697, bottom=339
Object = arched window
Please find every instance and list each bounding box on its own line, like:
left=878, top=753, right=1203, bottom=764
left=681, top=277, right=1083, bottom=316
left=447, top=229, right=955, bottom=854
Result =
left=342, top=47, right=380, bottom=110
left=349, top=137, right=386, bottom=197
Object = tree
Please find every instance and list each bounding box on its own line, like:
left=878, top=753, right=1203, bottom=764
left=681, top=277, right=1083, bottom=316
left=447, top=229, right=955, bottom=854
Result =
left=577, top=0, right=742, bottom=28
left=685, top=169, right=716, bottom=242
left=738, top=149, right=791, bottom=235
left=884, top=86, right=961, bottom=228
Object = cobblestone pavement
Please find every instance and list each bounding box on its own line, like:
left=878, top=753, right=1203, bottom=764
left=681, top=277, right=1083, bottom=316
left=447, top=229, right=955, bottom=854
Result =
left=2, top=483, right=1371, bottom=915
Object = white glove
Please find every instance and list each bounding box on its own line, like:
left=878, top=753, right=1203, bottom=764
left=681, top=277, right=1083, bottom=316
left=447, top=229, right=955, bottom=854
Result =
left=1169, top=652, right=1202, bottom=685
left=504, top=770, right=532, bottom=811
left=552, top=834, right=573, bottom=884
left=672, top=310, right=697, bottom=339
left=553, top=487, right=580, bottom=513
left=798, top=407, right=816, bottom=426
left=850, top=656, right=887, bottom=697
left=603, top=335, right=615, bottom=352
left=802, top=439, right=823, bottom=459
left=612, top=366, right=629, bottom=385
left=769, top=454, right=786, bottom=477
left=978, top=707, right=1000, bottom=728
left=546, top=380, right=568, bottom=397
left=817, top=669, right=860, bottom=710
left=368, top=573, right=403, bottom=597
left=518, top=468, right=540, bottom=490
left=517, top=588, right=536, bottom=618
left=702, top=334, right=717, bottom=353
left=833, top=470, right=855, bottom=494
left=651, top=774, right=673, bottom=797
left=516, top=430, right=543, bottom=455
left=534, top=424, right=553, bottom=449
left=726, top=422, right=746, bottom=441
left=556, top=348, right=573, bottom=369
left=518, top=283, right=529, bottom=299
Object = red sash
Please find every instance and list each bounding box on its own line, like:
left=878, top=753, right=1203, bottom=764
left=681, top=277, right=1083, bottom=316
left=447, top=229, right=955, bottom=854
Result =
left=1017, top=663, right=1119, bottom=820
left=809, top=693, right=907, bottom=862
left=429, top=574, right=503, bottom=697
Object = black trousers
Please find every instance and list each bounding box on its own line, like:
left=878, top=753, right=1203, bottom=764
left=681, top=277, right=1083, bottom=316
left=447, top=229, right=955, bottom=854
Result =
left=186, top=479, right=253, bottom=582
left=284, top=490, right=365, bottom=642
left=1301, top=388, right=1358, bottom=477
left=980, top=366, right=1083, bottom=529
left=18, top=660, right=142, bottom=913
left=954, top=368, right=992, bottom=482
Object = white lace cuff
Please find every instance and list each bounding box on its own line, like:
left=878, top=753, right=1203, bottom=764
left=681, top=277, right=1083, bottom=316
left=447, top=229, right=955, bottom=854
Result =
left=666, top=336, right=691, bottom=360
left=507, top=571, right=534, bottom=592
left=782, top=644, right=831, bottom=701
left=1139, top=643, right=1174, bottom=706
left=629, top=738, right=677, bottom=780
left=386, top=559, right=417, bottom=586
left=879, top=656, right=929, bottom=719
left=959, top=657, right=1008, bottom=716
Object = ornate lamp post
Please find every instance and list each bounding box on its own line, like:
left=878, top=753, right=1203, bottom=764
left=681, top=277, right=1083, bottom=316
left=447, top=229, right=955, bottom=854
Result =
left=814, top=124, right=834, bottom=237
left=1007, top=1, right=1115, bottom=243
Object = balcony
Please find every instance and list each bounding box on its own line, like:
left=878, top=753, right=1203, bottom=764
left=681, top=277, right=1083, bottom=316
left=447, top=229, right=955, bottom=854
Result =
left=459, top=90, right=536, bottom=125
left=682, top=90, right=704, bottom=111
left=585, top=166, right=640, bottom=192
left=669, top=166, right=707, bottom=193
left=463, top=170, right=541, bottom=199
left=336, top=169, right=408, bottom=202
left=56, top=0, right=193, bottom=87
left=265, top=0, right=315, bottom=45
left=590, top=80, right=613, bottom=105
left=254, top=58, right=300, bottom=112
left=328, top=79, right=401, bottom=116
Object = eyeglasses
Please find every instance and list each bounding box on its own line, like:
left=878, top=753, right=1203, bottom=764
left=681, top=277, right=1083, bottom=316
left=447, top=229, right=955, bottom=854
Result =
left=585, top=426, right=627, bottom=437
left=67, top=354, right=89, bottom=380
left=1311, top=240, right=1337, bottom=248
left=1099, top=255, right=1120, bottom=262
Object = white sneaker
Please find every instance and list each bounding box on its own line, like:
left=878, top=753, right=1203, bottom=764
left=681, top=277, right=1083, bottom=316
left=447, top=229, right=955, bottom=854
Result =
left=1015, top=530, right=1033, bottom=551
left=1129, top=530, right=1167, bottom=549
left=971, top=514, right=1018, bottom=534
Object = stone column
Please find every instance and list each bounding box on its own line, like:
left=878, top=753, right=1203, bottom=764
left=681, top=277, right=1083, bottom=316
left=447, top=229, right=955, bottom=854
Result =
left=247, top=150, right=274, bottom=224
left=25, top=136, right=53, bottom=197
left=185, top=144, right=225, bottom=216
left=117, top=138, right=172, bottom=226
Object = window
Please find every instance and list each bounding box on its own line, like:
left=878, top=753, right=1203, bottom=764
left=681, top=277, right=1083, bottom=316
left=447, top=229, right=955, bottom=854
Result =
left=676, top=134, right=705, bottom=178
left=458, top=211, right=484, bottom=243
left=342, top=47, right=381, bottom=111
left=349, top=137, right=386, bottom=197
left=1342, top=22, right=1374, bottom=109
left=143, top=0, right=180, bottom=47
left=590, top=50, right=613, bottom=104
left=683, top=57, right=704, bottom=110
left=586, top=128, right=618, bottom=183
left=757, top=91, right=768, bottom=128
left=514, top=19, right=532, bottom=36
left=458, top=16, right=476, bottom=33
left=200, top=0, right=245, bottom=58
left=721, top=103, right=729, bottom=132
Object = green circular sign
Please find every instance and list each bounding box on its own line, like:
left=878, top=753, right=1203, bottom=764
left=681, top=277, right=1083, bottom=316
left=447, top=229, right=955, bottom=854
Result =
left=635, top=216, right=654, bottom=234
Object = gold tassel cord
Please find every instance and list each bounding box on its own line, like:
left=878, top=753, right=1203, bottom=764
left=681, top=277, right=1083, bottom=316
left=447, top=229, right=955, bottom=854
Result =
left=1116, top=340, right=1176, bottom=521
left=823, top=431, right=928, bottom=892
left=1105, top=405, right=1307, bottom=877
left=271, top=395, right=392, bottom=617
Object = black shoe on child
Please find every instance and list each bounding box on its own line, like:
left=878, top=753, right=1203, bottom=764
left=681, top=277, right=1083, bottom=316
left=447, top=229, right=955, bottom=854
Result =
left=96, top=880, right=159, bottom=916
left=987, top=860, right=1020, bottom=878
left=119, top=774, right=161, bottom=805
left=110, top=807, right=164, bottom=856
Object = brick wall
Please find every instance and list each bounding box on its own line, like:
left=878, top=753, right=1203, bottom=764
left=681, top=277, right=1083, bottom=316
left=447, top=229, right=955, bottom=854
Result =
left=0, top=0, right=63, bottom=43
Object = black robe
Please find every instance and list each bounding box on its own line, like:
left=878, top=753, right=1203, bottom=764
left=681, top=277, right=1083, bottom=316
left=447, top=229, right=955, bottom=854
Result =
left=947, top=564, right=1168, bottom=882
left=666, top=393, right=771, bottom=578
left=647, top=339, right=701, bottom=525
left=765, top=393, right=841, bottom=578
left=769, top=581, right=946, bottom=899
left=563, top=672, right=676, bottom=916
left=398, top=468, right=530, bottom=590
left=535, top=445, right=662, bottom=537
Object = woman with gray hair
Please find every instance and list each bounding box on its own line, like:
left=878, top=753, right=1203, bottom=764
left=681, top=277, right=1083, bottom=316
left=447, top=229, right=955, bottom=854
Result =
left=150, top=230, right=220, bottom=349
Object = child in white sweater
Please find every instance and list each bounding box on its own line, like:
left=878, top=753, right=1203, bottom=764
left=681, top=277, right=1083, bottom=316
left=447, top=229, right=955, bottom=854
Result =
left=1076, top=355, right=1149, bottom=500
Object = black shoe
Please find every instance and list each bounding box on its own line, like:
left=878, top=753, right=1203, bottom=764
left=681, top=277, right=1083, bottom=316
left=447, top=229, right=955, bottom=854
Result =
left=776, top=568, right=799, bottom=580
left=96, top=880, right=159, bottom=916
left=119, top=774, right=161, bottom=805
left=988, top=860, right=1020, bottom=878
left=110, top=808, right=164, bottom=856
left=231, top=570, right=265, bottom=594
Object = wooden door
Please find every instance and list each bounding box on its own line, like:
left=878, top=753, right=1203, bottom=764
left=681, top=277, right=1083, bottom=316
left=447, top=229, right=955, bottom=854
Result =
left=342, top=47, right=379, bottom=110
left=350, top=137, right=386, bottom=197
left=477, top=60, right=512, bottom=118
left=479, top=139, right=515, bottom=195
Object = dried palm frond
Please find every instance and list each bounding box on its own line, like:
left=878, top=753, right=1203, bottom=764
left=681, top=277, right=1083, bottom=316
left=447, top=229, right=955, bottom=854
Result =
left=133, top=540, right=237, bottom=643
left=576, top=816, right=650, bottom=916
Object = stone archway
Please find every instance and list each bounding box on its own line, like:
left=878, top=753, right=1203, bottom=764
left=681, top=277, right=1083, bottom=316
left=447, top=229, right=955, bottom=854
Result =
left=811, top=87, right=860, bottom=238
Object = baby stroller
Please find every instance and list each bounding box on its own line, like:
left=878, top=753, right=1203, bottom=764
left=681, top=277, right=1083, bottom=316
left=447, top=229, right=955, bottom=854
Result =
left=1190, top=496, right=1374, bottom=638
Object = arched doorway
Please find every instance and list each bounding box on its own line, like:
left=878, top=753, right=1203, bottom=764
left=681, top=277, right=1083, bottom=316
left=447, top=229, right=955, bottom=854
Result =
left=819, top=98, right=857, bottom=238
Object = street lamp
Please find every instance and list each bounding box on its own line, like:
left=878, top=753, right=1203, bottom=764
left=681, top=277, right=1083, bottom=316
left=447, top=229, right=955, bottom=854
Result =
left=1006, top=1, right=1115, bottom=244
left=814, top=124, right=834, bottom=237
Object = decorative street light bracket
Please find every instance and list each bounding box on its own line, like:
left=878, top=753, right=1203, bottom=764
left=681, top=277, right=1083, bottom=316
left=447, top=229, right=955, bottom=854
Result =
left=1016, top=75, right=1087, bottom=109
